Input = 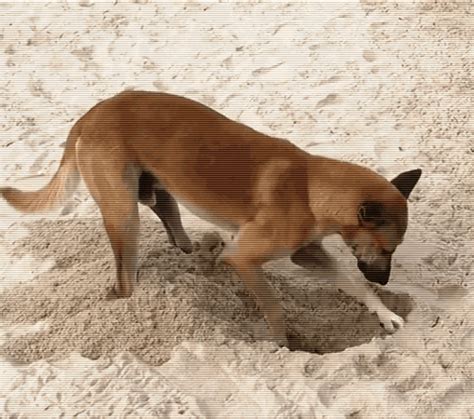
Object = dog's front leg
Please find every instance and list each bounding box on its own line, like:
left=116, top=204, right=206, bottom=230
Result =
left=291, top=242, right=404, bottom=332
left=333, top=271, right=405, bottom=333
left=221, top=223, right=288, bottom=347
left=290, top=240, right=334, bottom=270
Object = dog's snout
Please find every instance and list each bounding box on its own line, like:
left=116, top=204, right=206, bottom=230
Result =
left=357, top=260, right=390, bottom=285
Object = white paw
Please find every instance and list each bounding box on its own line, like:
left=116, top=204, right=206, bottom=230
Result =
left=377, top=309, right=405, bottom=333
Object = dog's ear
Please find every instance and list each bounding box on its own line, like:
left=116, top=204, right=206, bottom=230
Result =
left=391, top=169, right=422, bottom=199
left=358, top=202, right=385, bottom=227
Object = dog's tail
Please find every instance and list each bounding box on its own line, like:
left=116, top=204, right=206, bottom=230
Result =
left=0, top=124, right=82, bottom=213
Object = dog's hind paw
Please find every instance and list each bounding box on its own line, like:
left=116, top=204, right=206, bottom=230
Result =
left=377, top=309, right=405, bottom=333
left=177, top=237, right=193, bottom=254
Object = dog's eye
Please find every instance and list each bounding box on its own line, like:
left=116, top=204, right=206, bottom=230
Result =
left=381, top=249, right=391, bottom=256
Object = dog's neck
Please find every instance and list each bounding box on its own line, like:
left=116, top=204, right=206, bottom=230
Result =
left=306, top=155, right=393, bottom=231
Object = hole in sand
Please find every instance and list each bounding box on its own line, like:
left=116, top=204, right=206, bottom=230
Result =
left=285, top=287, right=413, bottom=354
left=0, top=217, right=414, bottom=364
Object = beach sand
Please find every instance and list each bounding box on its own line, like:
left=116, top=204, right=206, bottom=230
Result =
left=0, top=1, right=472, bottom=417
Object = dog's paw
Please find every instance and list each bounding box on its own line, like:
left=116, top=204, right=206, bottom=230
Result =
left=177, top=237, right=193, bottom=254
left=200, top=231, right=225, bottom=253
left=377, top=309, right=405, bottom=333
left=105, top=287, right=118, bottom=300
left=197, top=231, right=227, bottom=264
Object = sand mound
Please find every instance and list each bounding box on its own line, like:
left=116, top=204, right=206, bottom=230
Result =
left=0, top=215, right=412, bottom=364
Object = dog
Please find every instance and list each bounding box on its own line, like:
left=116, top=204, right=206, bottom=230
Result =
left=1, top=90, right=422, bottom=346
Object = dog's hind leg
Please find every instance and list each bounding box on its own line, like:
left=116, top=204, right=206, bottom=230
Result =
left=77, top=142, right=140, bottom=298
left=150, top=188, right=193, bottom=253
left=139, top=172, right=193, bottom=254
left=102, top=200, right=139, bottom=298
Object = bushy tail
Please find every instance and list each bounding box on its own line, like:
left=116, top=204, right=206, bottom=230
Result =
left=0, top=126, right=81, bottom=213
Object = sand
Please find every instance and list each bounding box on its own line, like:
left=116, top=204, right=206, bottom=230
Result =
left=0, top=217, right=415, bottom=365
left=0, top=1, right=473, bottom=417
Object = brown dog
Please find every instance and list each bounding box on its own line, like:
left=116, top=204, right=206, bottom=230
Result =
left=1, top=90, right=422, bottom=346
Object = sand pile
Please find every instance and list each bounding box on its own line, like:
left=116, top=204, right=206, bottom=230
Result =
left=0, top=215, right=413, bottom=365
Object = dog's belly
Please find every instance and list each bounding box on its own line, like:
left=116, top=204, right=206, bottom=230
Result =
left=178, top=199, right=239, bottom=232
left=147, top=173, right=241, bottom=232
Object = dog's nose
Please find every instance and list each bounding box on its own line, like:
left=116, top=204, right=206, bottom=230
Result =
left=371, top=271, right=389, bottom=285
left=357, top=261, right=390, bottom=285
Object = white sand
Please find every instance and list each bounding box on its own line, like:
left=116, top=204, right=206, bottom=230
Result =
left=0, top=1, right=472, bottom=417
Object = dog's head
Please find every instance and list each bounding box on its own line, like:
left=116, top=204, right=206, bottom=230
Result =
left=343, top=169, right=422, bottom=285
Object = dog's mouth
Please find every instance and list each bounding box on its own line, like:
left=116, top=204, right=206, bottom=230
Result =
left=357, top=260, right=390, bottom=286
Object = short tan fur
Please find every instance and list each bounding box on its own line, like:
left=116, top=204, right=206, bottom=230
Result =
left=1, top=91, right=422, bottom=346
